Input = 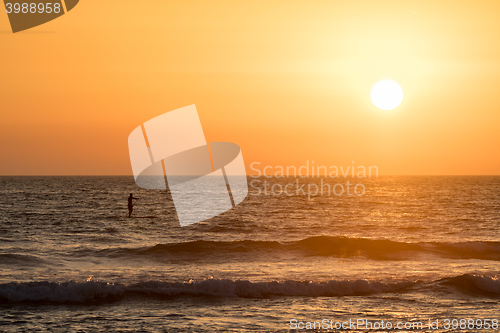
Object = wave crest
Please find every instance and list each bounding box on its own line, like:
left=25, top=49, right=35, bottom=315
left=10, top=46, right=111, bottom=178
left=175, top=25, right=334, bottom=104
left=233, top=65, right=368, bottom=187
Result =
left=96, top=236, right=500, bottom=261
left=1, top=274, right=498, bottom=304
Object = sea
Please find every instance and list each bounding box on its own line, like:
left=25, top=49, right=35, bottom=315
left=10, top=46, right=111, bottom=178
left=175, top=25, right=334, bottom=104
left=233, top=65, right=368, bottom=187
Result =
left=0, top=176, right=499, bottom=332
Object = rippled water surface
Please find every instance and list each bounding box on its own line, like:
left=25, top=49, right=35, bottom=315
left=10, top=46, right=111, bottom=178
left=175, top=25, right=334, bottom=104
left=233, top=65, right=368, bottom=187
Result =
left=0, top=176, right=499, bottom=332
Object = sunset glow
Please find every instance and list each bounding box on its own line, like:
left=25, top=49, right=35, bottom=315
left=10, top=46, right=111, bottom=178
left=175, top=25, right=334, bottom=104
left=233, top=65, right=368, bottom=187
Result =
left=1, top=1, right=499, bottom=175
left=1, top=2, right=500, bottom=331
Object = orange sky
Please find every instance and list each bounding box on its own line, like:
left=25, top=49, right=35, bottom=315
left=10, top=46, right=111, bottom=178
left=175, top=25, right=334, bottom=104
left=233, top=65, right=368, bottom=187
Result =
left=1, top=0, right=499, bottom=175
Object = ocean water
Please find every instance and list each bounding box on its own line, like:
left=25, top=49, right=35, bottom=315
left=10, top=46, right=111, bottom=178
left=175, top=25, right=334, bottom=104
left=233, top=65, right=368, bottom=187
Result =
left=0, top=176, right=499, bottom=332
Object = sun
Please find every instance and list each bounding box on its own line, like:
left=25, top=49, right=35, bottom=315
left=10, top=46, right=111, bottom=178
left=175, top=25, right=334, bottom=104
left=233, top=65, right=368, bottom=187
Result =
left=370, top=80, right=403, bottom=110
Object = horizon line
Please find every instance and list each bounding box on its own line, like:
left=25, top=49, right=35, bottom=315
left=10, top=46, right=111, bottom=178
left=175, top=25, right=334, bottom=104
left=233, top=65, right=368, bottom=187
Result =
left=1, top=174, right=499, bottom=177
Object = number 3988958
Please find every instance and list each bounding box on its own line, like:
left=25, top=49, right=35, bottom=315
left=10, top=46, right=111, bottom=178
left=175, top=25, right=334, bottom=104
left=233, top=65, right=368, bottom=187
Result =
left=5, top=3, right=62, bottom=14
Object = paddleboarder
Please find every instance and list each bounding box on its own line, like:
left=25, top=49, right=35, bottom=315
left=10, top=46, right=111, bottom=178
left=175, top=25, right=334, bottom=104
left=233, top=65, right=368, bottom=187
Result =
left=128, top=193, right=139, bottom=218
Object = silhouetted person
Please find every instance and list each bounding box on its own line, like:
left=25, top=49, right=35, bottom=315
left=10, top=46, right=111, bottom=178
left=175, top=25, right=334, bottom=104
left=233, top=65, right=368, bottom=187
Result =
left=128, top=193, right=139, bottom=217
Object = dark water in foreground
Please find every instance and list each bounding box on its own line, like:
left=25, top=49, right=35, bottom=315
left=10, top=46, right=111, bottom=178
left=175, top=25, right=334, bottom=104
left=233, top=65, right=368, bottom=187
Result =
left=0, top=176, right=499, bottom=332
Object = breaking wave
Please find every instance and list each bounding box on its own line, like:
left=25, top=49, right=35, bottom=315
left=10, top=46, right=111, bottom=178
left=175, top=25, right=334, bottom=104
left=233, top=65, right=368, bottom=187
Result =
left=0, top=274, right=498, bottom=304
